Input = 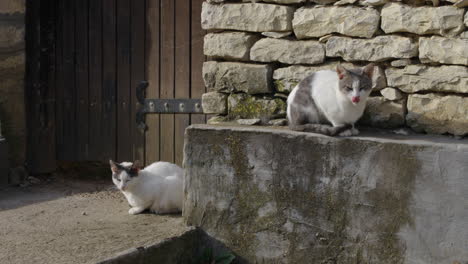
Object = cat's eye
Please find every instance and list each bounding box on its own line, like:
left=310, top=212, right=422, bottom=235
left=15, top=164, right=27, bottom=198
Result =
left=346, top=86, right=353, bottom=91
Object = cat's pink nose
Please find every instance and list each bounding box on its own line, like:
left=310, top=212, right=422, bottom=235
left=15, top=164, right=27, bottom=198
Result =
left=352, top=96, right=360, bottom=103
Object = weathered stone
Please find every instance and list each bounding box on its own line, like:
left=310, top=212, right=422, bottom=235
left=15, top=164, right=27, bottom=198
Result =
left=381, top=3, right=465, bottom=37
left=203, top=61, right=273, bottom=94
left=390, top=59, right=412, bottom=68
left=273, top=62, right=386, bottom=93
left=257, top=0, right=306, bottom=3
left=386, top=65, right=468, bottom=93
left=407, top=94, right=468, bottom=135
left=334, top=0, right=358, bottom=5
left=0, top=0, right=25, bottom=14
left=359, top=97, right=406, bottom=128
left=184, top=124, right=468, bottom=263
left=465, top=11, right=468, bottom=27
left=261, top=31, right=292, bottom=39
left=326, top=36, right=418, bottom=62
left=293, top=6, right=379, bottom=39
left=358, top=0, right=389, bottom=6
left=201, top=2, right=294, bottom=32
left=207, top=115, right=228, bottom=125
left=0, top=23, right=24, bottom=53
left=268, top=118, right=287, bottom=126
left=250, top=38, right=325, bottom=65
left=204, top=32, right=260, bottom=61
left=454, top=0, right=468, bottom=7
left=0, top=137, right=8, bottom=187
left=380, top=87, right=403, bottom=101
left=460, top=31, right=468, bottom=39
left=318, top=34, right=333, bottom=43
left=0, top=53, right=25, bottom=166
left=419, top=36, right=468, bottom=66
left=202, top=92, right=228, bottom=114
left=237, top=118, right=261, bottom=125
left=228, top=93, right=286, bottom=119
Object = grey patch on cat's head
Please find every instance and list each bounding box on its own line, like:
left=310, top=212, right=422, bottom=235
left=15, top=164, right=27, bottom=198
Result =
left=336, top=63, right=375, bottom=104
left=109, top=160, right=140, bottom=177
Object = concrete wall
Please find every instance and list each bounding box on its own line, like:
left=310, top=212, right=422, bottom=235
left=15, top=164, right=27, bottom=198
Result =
left=184, top=124, right=468, bottom=263
left=0, top=0, right=25, bottom=167
left=200, top=1, right=468, bottom=136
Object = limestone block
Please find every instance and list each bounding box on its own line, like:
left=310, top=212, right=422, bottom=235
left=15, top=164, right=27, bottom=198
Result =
left=201, top=2, right=294, bottom=32
left=203, top=61, right=273, bottom=94
left=228, top=93, right=286, bottom=119
left=454, top=0, right=468, bottom=7
left=293, top=6, right=380, bottom=39
left=326, top=36, right=418, bottom=62
left=390, top=59, right=412, bottom=68
left=358, top=0, right=389, bottom=5
left=257, top=0, right=305, bottom=3
left=250, top=38, right=325, bottom=65
left=261, top=31, right=292, bottom=39
left=0, top=23, right=24, bottom=53
left=202, top=92, right=228, bottom=114
left=0, top=0, right=25, bottom=14
left=360, top=97, right=406, bottom=128
left=386, top=65, right=468, bottom=93
left=381, top=3, right=465, bottom=37
left=419, top=36, right=468, bottom=66
left=204, top=32, right=260, bottom=61
left=380, top=87, right=403, bottom=101
left=273, top=62, right=386, bottom=93
left=407, top=94, right=468, bottom=136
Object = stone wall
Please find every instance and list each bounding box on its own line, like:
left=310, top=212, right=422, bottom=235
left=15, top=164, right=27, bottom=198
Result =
left=0, top=0, right=25, bottom=166
left=184, top=124, right=468, bottom=263
left=200, top=0, right=468, bottom=136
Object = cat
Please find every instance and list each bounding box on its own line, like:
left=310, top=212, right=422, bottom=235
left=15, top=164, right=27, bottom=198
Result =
left=287, top=63, right=375, bottom=136
left=110, top=160, right=183, bottom=215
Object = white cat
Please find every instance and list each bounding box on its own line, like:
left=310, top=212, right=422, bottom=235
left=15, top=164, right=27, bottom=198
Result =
left=110, top=160, right=183, bottom=215
left=287, top=64, right=375, bottom=136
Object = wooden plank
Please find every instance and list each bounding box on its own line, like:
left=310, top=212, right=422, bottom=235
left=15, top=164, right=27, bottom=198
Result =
left=116, top=0, right=132, bottom=162
left=174, top=0, right=191, bottom=166
left=130, top=0, right=145, bottom=163
left=145, top=0, right=161, bottom=164
left=102, top=0, right=117, bottom=161
left=88, top=0, right=103, bottom=160
left=75, top=0, right=89, bottom=160
left=55, top=0, right=65, bottom=159
left=26, top=0, right=57, bottom=173
left=190, top=0, right=206, bottom=125
left=61, top=0, right=77, bottom=160
left=160, top=0, right=175, bottom=163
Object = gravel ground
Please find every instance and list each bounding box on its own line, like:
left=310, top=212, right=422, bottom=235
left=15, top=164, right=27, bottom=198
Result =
left=0, top=175, right=187, bottom=264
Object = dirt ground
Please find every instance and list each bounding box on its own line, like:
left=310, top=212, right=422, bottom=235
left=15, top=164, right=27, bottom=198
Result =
left=0, top=172, right=188, bottom=264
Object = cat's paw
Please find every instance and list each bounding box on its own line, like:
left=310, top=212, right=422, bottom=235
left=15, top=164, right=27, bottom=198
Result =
left=338, top=129, right=353, bottom=137
left=128, top=207, right=145, bottom=215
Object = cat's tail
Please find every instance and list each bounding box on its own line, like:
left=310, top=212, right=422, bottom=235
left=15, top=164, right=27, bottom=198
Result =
left=289, top=123, right=351, bottom=136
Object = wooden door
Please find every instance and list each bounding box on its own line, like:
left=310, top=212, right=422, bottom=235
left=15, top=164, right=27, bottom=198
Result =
left=26, top=0, right=206, bottom=173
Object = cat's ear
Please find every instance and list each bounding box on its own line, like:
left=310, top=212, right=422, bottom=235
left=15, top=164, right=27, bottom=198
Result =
left=362, top=63, right=375, bottom=79
left=336, top=64, right=348, bottom=80
left=109, top=160, right=120, bottom=173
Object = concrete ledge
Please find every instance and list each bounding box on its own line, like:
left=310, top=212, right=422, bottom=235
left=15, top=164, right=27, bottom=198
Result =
left=183, top=125, right=468, bottom=264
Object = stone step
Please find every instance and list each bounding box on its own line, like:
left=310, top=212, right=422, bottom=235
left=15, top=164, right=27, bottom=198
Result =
left=183, top=124, right=468, bottom=263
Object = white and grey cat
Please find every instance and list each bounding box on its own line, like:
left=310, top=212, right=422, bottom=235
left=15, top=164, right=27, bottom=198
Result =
left=287, top=64, right=375, bottom=136
left=110, top=160, right=183, bottom=215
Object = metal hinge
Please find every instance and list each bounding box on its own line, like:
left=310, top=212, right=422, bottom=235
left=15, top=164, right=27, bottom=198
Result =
left=136, top=81, right=203, bottom=131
